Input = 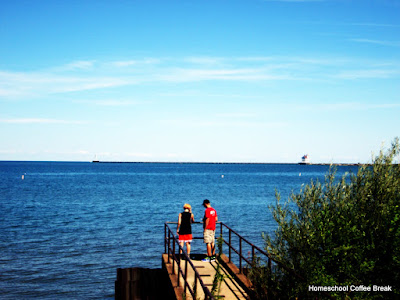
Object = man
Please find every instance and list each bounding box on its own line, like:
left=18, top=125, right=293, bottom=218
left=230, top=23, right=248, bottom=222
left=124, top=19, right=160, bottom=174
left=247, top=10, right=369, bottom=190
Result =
left=202, top=199, right=218, bottom=262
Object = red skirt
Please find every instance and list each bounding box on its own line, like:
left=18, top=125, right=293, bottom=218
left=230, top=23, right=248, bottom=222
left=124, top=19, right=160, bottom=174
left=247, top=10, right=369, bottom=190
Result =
left=179, top=234, right=192, bottom=242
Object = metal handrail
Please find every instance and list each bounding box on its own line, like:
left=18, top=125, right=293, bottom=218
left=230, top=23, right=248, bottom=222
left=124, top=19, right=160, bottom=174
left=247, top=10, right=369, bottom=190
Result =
left=164, top=223, right=214, bottom=300
left=218, top=222, right=304, bottom=279
left=165, top=221, right=334, bottom=300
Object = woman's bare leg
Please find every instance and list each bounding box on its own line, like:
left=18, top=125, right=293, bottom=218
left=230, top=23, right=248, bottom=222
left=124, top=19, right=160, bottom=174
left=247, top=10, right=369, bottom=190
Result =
left=179, top=241, right=184, bottom=254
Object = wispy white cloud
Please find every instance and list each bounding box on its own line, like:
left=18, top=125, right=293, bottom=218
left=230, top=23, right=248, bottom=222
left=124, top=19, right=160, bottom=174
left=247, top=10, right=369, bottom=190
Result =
left=159, top=90, right=263, bottom=99
left=158, top=67, right=293, bottom=82
left=109, top=58, right=161, bottom=67
left=111, top=60, right=138, bottom=67
left=0, top=58, right=297, bottom=99
left=235, top=56, right=275, bottom=62
left=349, top=38, right=400, bottom=47
left=215, top=112, right=258, bottom=118
left=160, top=117, right=289, bottom=129
left=1, top=55, right=399, bottom=101
left=46, top=60, right=96, bottom=72
left=75, top=98, right=150, bottom=106
left=333, top=68, right=399, bottom=79
left=0, top=118, right=88, bottom=124
left=0, top=70, right=130, bottom=98
left=295, top=102, right=400, bottom=112
left=184, top=56, right=224, bottom=65
left=62, top=60, right=96, bottom=70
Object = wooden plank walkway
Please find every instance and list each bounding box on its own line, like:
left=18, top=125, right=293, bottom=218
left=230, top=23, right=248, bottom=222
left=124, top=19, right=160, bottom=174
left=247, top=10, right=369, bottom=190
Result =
left=162, top=254, right=250, bottom=300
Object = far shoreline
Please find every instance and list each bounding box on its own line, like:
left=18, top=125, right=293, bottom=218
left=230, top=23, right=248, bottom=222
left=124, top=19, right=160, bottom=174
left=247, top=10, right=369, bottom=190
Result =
left=0, top=160, right=364, bottom=166
left=91, top=161, right=363, bottom=166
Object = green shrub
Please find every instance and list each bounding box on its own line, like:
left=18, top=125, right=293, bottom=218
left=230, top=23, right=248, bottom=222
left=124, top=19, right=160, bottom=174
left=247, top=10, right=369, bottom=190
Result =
left=251, top=138, right=400, bottom=299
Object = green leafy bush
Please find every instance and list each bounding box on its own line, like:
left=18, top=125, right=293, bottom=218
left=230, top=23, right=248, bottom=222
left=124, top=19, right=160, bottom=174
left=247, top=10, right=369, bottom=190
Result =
left=251, top=138, right=400, bottom=299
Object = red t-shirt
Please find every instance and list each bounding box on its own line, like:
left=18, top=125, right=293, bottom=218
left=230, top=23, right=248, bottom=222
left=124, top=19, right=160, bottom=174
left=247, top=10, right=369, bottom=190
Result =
left=204, top=207, right=217, bottom=230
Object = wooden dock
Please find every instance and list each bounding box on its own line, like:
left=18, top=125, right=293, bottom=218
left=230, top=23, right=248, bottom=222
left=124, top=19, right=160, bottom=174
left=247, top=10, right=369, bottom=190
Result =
left=161, top=222, right=270, bottom=300
left=115, top=221, right=302, bottom=299
left=162, top=253, right=251, bottom=300
left=115, top=221, right=337, bottom=299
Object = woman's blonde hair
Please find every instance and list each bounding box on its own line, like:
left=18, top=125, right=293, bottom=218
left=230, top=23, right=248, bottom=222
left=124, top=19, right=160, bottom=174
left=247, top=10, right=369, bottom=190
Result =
left=183, top=203, right=191, bottom=210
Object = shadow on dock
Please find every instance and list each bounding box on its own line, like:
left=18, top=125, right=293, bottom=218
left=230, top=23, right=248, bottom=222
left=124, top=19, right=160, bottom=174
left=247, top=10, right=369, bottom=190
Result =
left=115, top=267, right=175, bottom=300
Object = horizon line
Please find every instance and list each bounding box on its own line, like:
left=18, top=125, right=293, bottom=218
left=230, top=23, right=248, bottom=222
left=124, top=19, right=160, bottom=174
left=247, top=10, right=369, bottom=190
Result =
left=0, top=159, right=363, bottom=166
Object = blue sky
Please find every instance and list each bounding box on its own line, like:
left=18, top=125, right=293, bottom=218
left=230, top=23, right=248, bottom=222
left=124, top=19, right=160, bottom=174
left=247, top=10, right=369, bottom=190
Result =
left=1, top=0, right=399, bottom=163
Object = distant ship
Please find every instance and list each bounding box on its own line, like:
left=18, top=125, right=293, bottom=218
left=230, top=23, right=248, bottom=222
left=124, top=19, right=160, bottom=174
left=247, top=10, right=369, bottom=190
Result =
left=299, top=154, right=311, bottom=165
left=92, top=155, right=100, bottom=163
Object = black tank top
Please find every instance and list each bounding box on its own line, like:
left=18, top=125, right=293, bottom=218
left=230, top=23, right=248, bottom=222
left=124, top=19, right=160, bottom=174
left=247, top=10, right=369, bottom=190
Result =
left=179, top=211, right=192, bottom=235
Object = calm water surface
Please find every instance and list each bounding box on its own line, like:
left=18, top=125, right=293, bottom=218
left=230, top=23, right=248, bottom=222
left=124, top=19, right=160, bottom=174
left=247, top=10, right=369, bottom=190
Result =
left=0, top=162, right=358, bottom=299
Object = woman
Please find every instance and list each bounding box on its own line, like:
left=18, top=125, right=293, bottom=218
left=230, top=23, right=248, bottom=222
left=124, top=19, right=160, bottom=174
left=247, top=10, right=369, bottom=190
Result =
left=177, top=203, right=195, bottom=257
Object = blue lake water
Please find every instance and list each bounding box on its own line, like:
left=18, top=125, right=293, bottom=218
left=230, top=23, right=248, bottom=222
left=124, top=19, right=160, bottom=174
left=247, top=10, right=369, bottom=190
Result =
left=0, top=161, right=358, bottom=299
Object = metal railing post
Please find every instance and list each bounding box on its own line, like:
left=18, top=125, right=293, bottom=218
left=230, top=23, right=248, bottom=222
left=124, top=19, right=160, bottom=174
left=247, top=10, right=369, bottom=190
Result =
left=164, top=223, right=167, bottom=254
left=177, top=247, right=181, bottom=286
left=229, top=229, right=232, bottom=262
left=172, top=237, right=176, bottom=275
left=239, top=237, right=242, bottom=273
left=184, top=258, right=188, bottom=294
left=193, top=273, right=197, bottom=298
left=168, top=230, right=171, bottom=263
